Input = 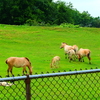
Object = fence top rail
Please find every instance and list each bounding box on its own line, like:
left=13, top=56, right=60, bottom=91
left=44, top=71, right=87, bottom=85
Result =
left=0, top=69, right=100, bottom=81
left=30, top=68, right=100, bottom=78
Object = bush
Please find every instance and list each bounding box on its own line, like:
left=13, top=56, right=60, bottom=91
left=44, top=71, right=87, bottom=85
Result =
left=26, top=19, right=39, bottom=26
left=60, top=23, right=80, bottom=28
left=25, top=19, right=51, bottom=26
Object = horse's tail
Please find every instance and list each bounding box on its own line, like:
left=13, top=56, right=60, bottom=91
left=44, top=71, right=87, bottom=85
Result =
left=25, top=57, right=31, bottom=65
left=87, top=51, right=91, bottom=60
left=5, top=59, right=8, bottom=64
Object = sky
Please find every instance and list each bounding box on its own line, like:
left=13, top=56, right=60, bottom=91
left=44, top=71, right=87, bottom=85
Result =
left=53, top=0, right=100, bottom=17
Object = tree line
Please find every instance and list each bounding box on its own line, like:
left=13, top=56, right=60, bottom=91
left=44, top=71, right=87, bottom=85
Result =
left=0, top=0, right=100, bottom=27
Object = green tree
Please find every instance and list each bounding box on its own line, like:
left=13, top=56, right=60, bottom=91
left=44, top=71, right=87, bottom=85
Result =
left=91, top=17, right=100, bottom=27
left=0, top=0, right=99, bottom=27
left=80, top=11, right=92, bottom=26
left=55, top=1, right=73, bottom=25
left=71, top=9, right=81, bottom=25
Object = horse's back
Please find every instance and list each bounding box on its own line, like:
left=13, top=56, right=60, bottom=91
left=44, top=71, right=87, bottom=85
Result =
left=78, top=48, right=90, bottom=56
left=53, top=56, right=60, bottom=61
left=64, top=45, right=72, bottom=52
left=72, top=45, right=78, bottom=52
left=6, top=57, right=30, bottom=67
left=6, top=57, right=16, bottom=64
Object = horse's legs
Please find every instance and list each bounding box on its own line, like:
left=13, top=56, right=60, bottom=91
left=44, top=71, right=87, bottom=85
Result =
left=7, top=67, right=10, bottom=77
left=78, top=55, right=83, bottom=62
left=8, top=66, right=14, bottom=76
left=7, top=66, right=13, bottom=76
left=23, top=67, right=27, bottom=75
left=87, top=54, right=91, bottom=64
left=65, top=53, right=68, bottom=59
left=81, top=57, right=84, bottom=62
left=10, top=69, right=14, bottom=76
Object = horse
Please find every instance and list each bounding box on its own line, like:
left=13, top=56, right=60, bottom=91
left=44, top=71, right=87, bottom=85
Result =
left=77, top=48, right=91, bottom=64
left=60, top=42, right=78, bottom=59
left=67, top=49, right=76, bottom=62
left=50, top=56, right=60, bottom=69
left=0, top=82, right=14, bottom=86
left=6, top=57, right=33, bottom=76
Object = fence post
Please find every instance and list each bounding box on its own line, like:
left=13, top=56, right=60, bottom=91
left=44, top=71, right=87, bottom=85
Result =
left=25, top=74, right=31, bottom=100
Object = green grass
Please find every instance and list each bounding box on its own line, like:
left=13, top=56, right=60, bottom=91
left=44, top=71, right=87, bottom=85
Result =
left=0, top=24, right=100, bottom=100
left=0, top=24, right=100, bottom=77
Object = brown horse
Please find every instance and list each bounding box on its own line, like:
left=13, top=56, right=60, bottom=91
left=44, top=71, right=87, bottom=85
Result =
left=6, top=57, right=33, bottom=76
left=77, top=48, right=91, bottom=64
left=50, top=56, right=60, bottom=69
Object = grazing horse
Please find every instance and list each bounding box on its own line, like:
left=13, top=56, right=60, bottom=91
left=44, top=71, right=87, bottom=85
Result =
left=77, top=48, right=91, bottom=64
left=67, top=49, right=76, bottom=62
left=60, top=42, right=78, bottom=59
left=50, top=56, right=60, bottom=69
left=6, top=57, right=33, bottom=76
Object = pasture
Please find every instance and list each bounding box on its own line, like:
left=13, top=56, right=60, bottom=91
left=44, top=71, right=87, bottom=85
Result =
left=0, top=24, right=100, bottom=77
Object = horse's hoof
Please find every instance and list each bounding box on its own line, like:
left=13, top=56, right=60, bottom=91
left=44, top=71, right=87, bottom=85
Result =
left=22, top=74, right=25, bottom=76
left=6, top=75, right=9, bottom=77
left=12, top=75, right=14, bottom=77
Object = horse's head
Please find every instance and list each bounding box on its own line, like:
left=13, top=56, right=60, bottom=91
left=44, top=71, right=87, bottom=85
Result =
left=60, top=42, right=67, bottom=49
left=29, top=66, right=33, bottom=75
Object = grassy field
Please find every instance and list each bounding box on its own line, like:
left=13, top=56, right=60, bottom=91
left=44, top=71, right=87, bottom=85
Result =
left=0, top=24, right=100, bottom=77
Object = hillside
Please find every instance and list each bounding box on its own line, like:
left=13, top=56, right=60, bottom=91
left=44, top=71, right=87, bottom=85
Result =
left=0, top=24, right=100, bottom=77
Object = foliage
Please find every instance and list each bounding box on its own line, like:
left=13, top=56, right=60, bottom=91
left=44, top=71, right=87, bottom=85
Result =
left=0, top=0, right=100, bottom=27
left=26, top=19, right=39, bottom=26
left=60, top=23, right=80, bottom=28
left=91, top=17, right=100, bottom=28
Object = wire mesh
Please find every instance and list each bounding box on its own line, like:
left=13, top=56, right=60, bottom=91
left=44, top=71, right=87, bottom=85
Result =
left=0, top=80, right=26, bottom=100
left=31, top=72, right=100, bottom=100
left=0, top=69, right=100, bottom=100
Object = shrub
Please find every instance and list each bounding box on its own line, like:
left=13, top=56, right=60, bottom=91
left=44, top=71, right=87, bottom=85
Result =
left=26, top=19, right=39, bottom=26
left=60, top=23, right=80, bottom=28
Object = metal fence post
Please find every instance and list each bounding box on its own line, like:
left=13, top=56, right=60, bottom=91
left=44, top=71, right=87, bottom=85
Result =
left=25, top=74, right=31, bottom=100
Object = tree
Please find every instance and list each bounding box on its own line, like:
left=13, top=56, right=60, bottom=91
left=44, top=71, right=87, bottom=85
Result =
left=80, top=11, right=92, bottom=27
left=0, top=0, right=99, bottom=27
left=55, top=1, right=74, bottom=25
left=91, top=17, right=100, bottom=27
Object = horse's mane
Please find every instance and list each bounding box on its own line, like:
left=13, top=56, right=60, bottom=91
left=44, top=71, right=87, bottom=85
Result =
left=62, top=42, right=67, bottom=45
left=25, top=57, right=31, bottom=65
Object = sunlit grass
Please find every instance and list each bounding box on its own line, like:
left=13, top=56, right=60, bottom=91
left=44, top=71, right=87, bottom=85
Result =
left=0, top=24, right=100, bottom=99
left=0, top=25, right=100, bottom=77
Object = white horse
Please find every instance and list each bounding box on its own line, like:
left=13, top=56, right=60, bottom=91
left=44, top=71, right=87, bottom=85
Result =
left=77, top=48, right=91, bottom=64
left=6, top=57, right=33, bottom=76
left=0, top=82, right=14, bottom=86
left=60, top=42, right=78, bottom=59
left=50, top=56, right=60, bottom=68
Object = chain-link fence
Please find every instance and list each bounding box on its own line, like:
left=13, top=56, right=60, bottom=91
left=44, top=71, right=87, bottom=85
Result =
left=0, top=69, right=100, bottom=100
